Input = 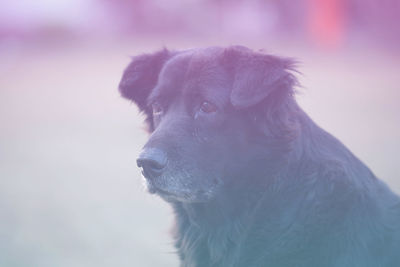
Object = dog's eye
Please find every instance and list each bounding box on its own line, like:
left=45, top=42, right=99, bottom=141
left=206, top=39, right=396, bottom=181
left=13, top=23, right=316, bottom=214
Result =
left=199, top=101, right=218, bottom=114
left=152, top=103, right=163, bottom=116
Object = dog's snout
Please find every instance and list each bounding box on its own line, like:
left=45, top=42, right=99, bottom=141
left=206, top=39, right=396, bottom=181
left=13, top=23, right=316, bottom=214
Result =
left=137, top=148, right=167, bottom=179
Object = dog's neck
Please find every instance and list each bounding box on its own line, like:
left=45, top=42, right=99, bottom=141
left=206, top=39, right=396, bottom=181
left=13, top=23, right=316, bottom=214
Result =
left=170, top=187, right=260, bottom=266
left=170, top=167, right=306, bottom=266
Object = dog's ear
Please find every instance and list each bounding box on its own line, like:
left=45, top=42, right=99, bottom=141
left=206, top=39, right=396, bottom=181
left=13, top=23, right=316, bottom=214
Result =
left=119, top=48, right=170, bottom=108
left=119, top=48, right=170, bottom=131
left=224, top=46, right=297, bottom=109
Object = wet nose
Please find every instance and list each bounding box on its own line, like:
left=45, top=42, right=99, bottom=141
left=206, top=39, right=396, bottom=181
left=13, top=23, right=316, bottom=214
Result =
left=136, top=148, right=167, bottom=180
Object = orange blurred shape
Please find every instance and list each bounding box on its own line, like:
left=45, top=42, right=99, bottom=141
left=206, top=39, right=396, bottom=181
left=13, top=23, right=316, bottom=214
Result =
left=307, top=0, right=346, bottom=49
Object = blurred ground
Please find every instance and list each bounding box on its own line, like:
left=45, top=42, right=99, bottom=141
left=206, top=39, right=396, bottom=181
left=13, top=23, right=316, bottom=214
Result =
left=0, top=39, right=399, bottom=267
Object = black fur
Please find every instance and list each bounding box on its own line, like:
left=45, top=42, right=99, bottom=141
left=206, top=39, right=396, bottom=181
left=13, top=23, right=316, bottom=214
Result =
left=119, top=46, right=400, bottom=267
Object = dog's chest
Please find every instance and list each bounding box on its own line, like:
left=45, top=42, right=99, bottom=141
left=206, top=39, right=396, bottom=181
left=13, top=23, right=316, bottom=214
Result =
left=175, top=220, right=246, bottom=267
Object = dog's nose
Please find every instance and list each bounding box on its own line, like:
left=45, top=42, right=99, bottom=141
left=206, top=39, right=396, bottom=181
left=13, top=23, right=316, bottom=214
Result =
left=137, top=148, right=167, bottom=179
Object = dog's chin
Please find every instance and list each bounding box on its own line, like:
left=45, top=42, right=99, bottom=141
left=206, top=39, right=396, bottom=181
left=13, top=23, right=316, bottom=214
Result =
left=144, top=179, right=218, bottom=203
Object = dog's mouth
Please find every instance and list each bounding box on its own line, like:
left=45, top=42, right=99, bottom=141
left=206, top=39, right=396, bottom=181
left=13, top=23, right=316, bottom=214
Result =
left=146, top=181, right=173, bottom=197
left=142, top=176, right=219, bottom=203
left=143, top=177, right=188, bottom=201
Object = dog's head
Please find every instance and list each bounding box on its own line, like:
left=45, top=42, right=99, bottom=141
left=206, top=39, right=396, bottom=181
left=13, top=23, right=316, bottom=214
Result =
left=119, top=46, right=299, bottom=203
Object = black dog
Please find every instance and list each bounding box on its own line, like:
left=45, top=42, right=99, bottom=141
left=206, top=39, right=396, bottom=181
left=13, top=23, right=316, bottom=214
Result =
left=119, top=46, right=400, bottom=267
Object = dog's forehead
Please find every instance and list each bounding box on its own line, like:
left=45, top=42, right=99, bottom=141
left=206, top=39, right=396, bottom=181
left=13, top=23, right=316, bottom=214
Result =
left=152, top=48, right=229, bottom=103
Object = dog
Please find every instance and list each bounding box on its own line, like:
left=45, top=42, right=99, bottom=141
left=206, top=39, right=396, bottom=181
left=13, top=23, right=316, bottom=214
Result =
left=119, top=46, right=400, bottom=267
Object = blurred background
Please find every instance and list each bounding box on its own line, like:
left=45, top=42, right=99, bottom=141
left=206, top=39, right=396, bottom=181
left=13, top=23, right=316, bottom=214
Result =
left=0, top=0, right=399, bottom=266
